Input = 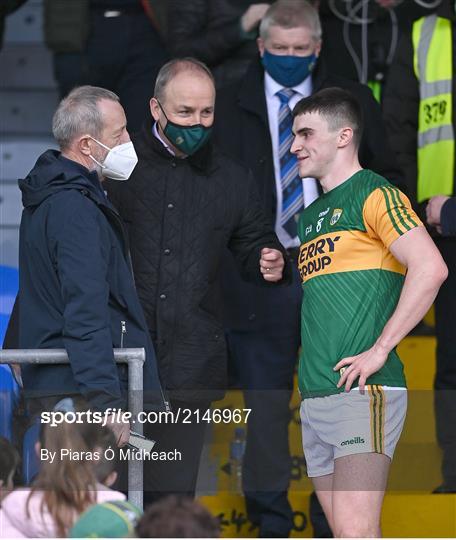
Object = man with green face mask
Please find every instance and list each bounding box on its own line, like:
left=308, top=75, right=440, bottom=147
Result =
left=105, top=57, right=290, bottom=505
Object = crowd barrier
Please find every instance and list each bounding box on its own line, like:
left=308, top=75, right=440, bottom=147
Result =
left=0, top=348, right=145, bottom=508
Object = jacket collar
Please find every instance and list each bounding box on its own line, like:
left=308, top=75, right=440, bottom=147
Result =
left=57, top=155, right=117, bottom=212
left=135, top=120, right=218, bottom=175
left=237, top=57, right=269, bottom=125
left=59, top=154, right=105, bottom=195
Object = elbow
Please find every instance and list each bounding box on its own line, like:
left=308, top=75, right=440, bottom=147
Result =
left=418, top=257, right=448, bottom=290
left=438, top=261, right=449, bottom=285
left=432, top=260, right=448, bottom=288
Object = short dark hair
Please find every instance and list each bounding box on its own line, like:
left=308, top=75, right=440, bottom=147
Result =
left=0, top=437, right=20, bottom=485
left=292, top=87, right=364, bottom=148
left=136, top=495, right=220, bottom=538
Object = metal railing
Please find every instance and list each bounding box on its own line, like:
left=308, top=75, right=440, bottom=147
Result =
left=0, top=348, right=145, bottom=508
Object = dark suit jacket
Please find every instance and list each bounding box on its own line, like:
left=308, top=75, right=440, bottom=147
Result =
left=214, top=57, right=404, bottom=332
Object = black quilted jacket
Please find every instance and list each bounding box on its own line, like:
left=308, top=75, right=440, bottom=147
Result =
left=106, top=122, right=289, bottom=403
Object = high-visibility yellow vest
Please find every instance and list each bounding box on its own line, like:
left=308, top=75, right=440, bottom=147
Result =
left=412, top=15, right=454, bottom=202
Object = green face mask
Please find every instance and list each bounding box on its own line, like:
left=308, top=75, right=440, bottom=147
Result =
left=157, top=100, right=213, bottom=155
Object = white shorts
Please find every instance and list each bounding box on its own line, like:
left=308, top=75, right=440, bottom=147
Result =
left=300, top=385, right=407, bottom=477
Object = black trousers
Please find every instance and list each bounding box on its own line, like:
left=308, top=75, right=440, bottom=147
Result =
left=226, top=264, right=302, bottom=537
left=142, top=400, right=210, bottom=507
left=434, top=237, right=456, bottom=488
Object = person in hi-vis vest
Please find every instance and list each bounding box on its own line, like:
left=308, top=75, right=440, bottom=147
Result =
left=384, top=0, right=456, bottom=494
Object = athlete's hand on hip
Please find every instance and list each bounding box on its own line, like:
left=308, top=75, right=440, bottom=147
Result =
left=260, top=248, right=284, bottom=282
left=334, top=344, right=389, bottom=394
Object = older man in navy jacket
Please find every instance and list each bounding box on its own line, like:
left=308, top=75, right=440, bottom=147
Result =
left=12, top=86, right=166, bottom=445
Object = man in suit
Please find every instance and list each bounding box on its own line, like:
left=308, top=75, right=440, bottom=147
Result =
left=213, top=0, right=402, bottom=536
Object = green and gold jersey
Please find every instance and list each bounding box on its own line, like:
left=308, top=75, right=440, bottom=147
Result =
left=297, top=169, right=422, bottom=398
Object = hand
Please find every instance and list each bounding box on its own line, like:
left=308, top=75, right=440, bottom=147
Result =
left=105, top=414, right=130, bottom=447
left=333, top=343, right=389, bottom=393
left=241, top=3, right=270, bottom=33
left=426, top=195, right=450, bottom=228
left=259, top=247, right=285, bottom=282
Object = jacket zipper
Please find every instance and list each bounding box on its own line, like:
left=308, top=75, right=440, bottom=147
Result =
left=120, top=320, right=170, bottom=411
left=162, top=393, right=171, bottom=412
left=120, top=320, right=127, bottom=348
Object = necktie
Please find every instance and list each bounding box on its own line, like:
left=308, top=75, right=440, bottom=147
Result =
left=277, top=88, right=304, bottom=238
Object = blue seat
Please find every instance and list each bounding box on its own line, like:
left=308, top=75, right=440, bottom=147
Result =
left=22, top=418, right=40, bottom=484
left=0, top=265, right=20, bottom=441
left=0, top=265, right=19, bottom=345
left=0, top=365, right=19, bottom=441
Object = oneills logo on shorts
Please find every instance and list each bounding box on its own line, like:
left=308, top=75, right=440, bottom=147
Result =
left=330, top=209, right=343, bottom=225
left=340, top=437, right=365, bottom=446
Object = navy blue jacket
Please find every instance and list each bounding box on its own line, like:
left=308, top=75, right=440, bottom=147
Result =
left=17, top=150, right=166, bottom=412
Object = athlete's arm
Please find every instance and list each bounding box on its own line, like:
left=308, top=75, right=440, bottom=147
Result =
left=334, top=226, right=447, bottom=393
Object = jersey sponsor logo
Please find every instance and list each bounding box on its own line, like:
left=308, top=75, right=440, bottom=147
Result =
left=318, top=207, right=330, bottom=218
left=298, top=235, right=340, bottom=279
left=330, top=208, right=343, bottom=225
left=340, top=436, right=365, bottom=446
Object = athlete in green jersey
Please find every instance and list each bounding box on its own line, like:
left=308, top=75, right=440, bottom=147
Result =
left=297, top=168, right=416, bottom=398
left=290, top=87, right=447, bottom=537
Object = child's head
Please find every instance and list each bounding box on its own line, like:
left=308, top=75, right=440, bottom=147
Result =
left=69, top=500, right=142, bottom=538
left=136, top=495, right=220, bottom=538
left=36, top=399, right=118, bottom=486
left=0, top=437, right=20, bottom=501
left=30, top=408, right=119, bottom=536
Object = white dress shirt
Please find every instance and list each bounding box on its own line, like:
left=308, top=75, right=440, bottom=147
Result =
left=153, top=122, right=175, bottom=156
left=264, top=72, right=319, bottom=248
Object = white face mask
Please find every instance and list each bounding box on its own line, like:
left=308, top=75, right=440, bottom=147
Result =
left=89, top=136, right=138, bottom=181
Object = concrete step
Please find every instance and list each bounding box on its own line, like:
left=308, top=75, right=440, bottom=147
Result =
left=0, top=228, right=19, bottom=268
left=0, top=44, right=55, bottom=90
left=0, top=89, right=58, bottom=135
left=3, top=0, right=44, bottom=45
left=0, top=182, right=22, bottom=227
left=0, top=137, right=56, bottom=181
